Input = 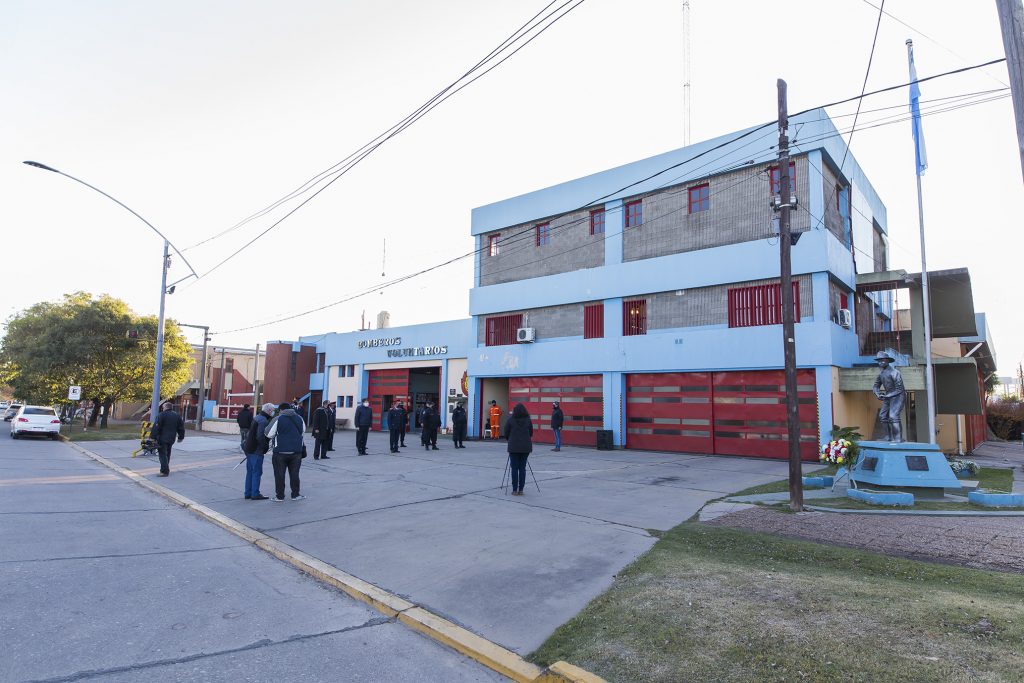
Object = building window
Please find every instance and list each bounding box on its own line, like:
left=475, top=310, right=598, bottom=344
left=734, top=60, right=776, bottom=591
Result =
left=345, top=396, right=353, bottom=408
left=623, top=299, right=647, bottom=336
left=625, top=199, right=643, bottom=228
left=488, top=234, right=500, bottom=256
left=769, top=162, right=796, bottom=195
left=224, top=358, right=234, bottom=373
left=535, top=222, right=551, bottom=246
left=688, top=184, right=710, bottom=213
left=347, top=364, right=355, bottom=377
left=584, top=303, right=604, bottom=339
left=590, top=208, right=605, bottom=235
left=728, top=282, right=801, bottom=328
left=485, top=313, right=524, bottom=346
left=338, top=364, right=356, bottom=377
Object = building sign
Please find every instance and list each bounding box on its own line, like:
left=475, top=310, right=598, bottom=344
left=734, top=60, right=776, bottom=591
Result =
left=358, top=337, right=402, bottom=349
left=386, top=345, right=448, bottom=358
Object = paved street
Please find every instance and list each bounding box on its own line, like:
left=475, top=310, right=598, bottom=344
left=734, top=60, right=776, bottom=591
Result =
left=80, top=427, right=803, bottom=654
left=0, top=422, right=505, bottom=683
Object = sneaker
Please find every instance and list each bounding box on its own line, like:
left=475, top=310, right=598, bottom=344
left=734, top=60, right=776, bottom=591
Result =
left=252, top=494, right=269, bottom=501
left=272, top=497, right=284, bottom=502
left=291, top=494, right=306, bottom=500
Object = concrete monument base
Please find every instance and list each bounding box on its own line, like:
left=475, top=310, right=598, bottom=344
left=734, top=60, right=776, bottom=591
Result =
left=851, top=440, right=960, bottom=493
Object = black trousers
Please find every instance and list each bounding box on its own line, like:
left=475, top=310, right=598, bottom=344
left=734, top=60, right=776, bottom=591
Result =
left=453, top=424, right=466, bottom=446
left=313, top=436, right=329, bottom=459
left=272, top=452, right=302, bottom=499
left=509, top=453, right=528, bottom=492
left=356, top=426, right=370, bottom=453
left=422, top=428, right=438, bottom=447
left=326, top=429, right=335, bottom=450
left=399, top=425, right=406, bottom=446
left=157, top=442, right=174, bottom=474
left=389, top=427, right=401, bottom=451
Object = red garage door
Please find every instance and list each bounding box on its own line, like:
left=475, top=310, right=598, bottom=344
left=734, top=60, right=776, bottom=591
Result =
left=626, top=373, right=713, bottom=453
left=625, top=370, right=818, bottom=460
left=367, top=369, right=409, bottom=431
left=509, top=375, right=603, bottom=446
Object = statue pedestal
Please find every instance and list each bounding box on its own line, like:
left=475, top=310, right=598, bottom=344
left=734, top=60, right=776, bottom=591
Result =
left=851, top=441, right=960, bottom=495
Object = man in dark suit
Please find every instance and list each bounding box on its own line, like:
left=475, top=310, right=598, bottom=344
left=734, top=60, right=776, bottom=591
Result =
left=397, top=402, right=408, bottom=447
left=150, top=401, right=185, bottom=476
left=311, top=400, right=332, bottom=460
left=326, top=401, right=337, bottom=451
left=354, top=398, right=373, bottom=455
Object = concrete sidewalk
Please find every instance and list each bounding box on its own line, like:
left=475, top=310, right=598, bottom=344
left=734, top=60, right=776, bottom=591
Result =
left=83, top=430, right=803, bottom=654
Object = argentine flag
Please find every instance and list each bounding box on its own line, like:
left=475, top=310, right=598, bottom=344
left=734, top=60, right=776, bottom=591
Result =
left=908, top=44, right=928, bottom=176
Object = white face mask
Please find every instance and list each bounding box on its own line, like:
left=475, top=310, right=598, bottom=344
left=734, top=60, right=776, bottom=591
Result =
left=362, top=402, right=369, bottom=407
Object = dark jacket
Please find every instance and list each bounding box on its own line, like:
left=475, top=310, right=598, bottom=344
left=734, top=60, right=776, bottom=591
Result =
left=354, top=404, right=373, bottom=428
left=327, top=406, right=337, bottom=432
left=236, top=407, right=253, bottom=430
left=267, top=408, right=304, bottom=455
left=452, top=405, right=467, bottom=427
left=247, top=411, right=272, bottom=455
left=312, top=406, right=332, bottom=435
left=551, top=406, right=564, bottom=430
left=503, top=404, right=533, bottom=454
left=150, top=408, right=185, bottom=445
left=421, top=407, right=439, bottom=431
left=387, top=406, right=405, bottom=431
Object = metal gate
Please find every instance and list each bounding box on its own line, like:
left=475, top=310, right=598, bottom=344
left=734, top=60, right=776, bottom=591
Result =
left=508, top=375, right=603, bottom=446
left=626, top=372, right=714, bottom=453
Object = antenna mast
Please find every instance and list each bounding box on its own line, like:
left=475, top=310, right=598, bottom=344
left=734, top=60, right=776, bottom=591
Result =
left=682, top=0, right=692, bottom=146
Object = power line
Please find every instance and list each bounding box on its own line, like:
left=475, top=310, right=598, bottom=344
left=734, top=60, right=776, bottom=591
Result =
left=839, top=0, right=886, bottom=172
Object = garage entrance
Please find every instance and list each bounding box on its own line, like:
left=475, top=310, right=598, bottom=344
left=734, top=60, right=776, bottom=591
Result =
left=509, top=375, right=603, bottom=446
left=626, top=369, right=819, bottom=460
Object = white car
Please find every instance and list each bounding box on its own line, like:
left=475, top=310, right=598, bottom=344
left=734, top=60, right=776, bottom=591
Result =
left=10, top=405, right=62, bottom=439
left=0, top=401, right=9, bottom=411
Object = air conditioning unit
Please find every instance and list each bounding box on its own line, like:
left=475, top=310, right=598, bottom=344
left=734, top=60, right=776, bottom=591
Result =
left=516, top=327, right=536, bottom=343
left=838, top=309, right=852, bottom=329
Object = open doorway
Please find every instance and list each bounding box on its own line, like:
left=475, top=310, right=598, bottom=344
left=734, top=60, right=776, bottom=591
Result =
left=478, top=377, right=510, bottom=438
left=410, top=366, right=441, bottom=430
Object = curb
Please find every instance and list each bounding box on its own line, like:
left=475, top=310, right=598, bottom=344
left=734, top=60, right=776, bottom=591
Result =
left=63, top=440, right=605, bottom=683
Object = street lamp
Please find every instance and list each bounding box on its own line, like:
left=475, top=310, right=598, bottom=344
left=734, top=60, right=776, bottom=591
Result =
left=23, top=160, right=198, bottom=422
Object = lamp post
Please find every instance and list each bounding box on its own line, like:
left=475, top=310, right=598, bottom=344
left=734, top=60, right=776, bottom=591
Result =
left=23, top=161, right=197, bottom=422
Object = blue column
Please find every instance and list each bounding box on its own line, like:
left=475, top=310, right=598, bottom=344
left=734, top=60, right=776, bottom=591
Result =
left=358, top=365, right=369, bottom=402
left=604, top=297, right=623, bottom=339
left=604, top=200, right=623, bottom=266
left=605, top=371, right=624, bottom=446
left=440, top=359, right=449, bottom=429
left=811, top=272, right=830, bottom=324
left=815, top=365, right=833, bottom=447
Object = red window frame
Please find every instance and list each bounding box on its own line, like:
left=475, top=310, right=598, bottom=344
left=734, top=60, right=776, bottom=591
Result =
left=839, top=292, right=849, bottom=310
left=625, top=200, right=643, bottom=228
left=769, top=162, right=796, bottom=195
left=488, top=234, right=500, bottom=256
left=485, top=313, right=523, bottom=346
left=584, top=303, right=604, bottom=339
left=535, top=222, right=551, bottom=246
left=688, top=184, right=710, bottom=213
left=589, top=208, right=605, bottom=235
left=727, top=282, right=801, bottom=328
left=623, top=299, right=647, bottom=336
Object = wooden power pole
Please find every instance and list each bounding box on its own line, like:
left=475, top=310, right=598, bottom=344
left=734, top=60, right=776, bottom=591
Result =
left=997, top=0, right=1024, bottom=179
left=777, top=79, right=804, bottom=512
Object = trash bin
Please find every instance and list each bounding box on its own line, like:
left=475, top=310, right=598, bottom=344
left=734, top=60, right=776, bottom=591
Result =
left=596, top=430, right=613, bottom=450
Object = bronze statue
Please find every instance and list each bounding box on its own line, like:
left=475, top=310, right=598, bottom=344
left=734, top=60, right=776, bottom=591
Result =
left=872, top=350, right=906, bottom=442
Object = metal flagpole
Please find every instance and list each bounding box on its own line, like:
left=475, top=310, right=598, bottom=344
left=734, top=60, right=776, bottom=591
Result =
left=907, top=39, right=937, bottom=444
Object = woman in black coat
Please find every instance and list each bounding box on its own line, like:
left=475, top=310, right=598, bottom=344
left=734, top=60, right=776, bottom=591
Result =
left=502, top=403, right=533, bottom=496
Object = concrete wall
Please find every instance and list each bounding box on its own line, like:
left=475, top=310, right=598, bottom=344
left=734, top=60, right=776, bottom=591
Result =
left=820, top=160, right=848, bottom=244
left=646, top=275, right=813, bottom=330
left=477, top=302, right=587, bottom=343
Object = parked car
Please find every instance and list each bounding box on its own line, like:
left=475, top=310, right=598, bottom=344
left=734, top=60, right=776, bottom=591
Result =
left=3, top=404, right=24, bottom=421
left=10, top=405, right=62, bottom=439
left=0, top=400, right=9, bottom=411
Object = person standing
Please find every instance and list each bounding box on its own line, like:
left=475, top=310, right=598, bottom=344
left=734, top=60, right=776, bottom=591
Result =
left=236, top=403, right=253, bottom=451
left=550, top=401, right=564, bottom=452
left=452, top=401, right=467, bottom=448
left=397, top=401, right=408, bottom=447
left=326, top=401, right=337, bottom=451
left=311, top=400, right=332, bottom=460
left=488, top=400, right=503, bottom=439
left=354, top=397, right=372, bottom=455
left=503, top=403, right=533, bottom=496
left=243, top=403, right=274, bottom=500
left=421, top=402, right=439, bottom=451
left=292, top=397, right=304, bottom=422
left=266, top=402, right=306, bottom=501
left=150, top=401, right=185, bottom=477
left=387, top=401, right=404, bottom=454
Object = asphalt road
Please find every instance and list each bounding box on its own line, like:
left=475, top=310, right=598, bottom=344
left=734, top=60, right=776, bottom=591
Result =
left=0, top=421, right=505, bottom=683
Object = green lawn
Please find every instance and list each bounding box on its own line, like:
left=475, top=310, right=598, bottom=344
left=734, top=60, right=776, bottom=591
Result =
left=730, top=465, right=836, bottom=498
left=529, top=524, right=1024, bottom=683
left=976, top=467, right=1013, bottom=493
left=62, top=422, right=144, bottom=442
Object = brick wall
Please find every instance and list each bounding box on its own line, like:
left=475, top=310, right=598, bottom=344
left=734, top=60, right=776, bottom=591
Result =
left=646, top=275, right=813, bottom=329
left=478, top=302, right=590, bottom=343
left=478, top=208, right=603, bottom=286
left=622, top=156, right=811, bottom=262
left=262, top=343, right=317, bottom=405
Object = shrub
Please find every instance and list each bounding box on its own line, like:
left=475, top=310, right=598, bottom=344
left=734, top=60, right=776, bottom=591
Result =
left=987, top=399, right=1024, bottom=441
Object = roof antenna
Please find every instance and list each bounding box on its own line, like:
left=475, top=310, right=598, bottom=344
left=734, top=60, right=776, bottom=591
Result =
left=381, top=237, right=386, bottom=294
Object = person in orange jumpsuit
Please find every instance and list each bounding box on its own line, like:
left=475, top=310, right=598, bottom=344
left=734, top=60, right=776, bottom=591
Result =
left=488, top=400, right=503, bottom=439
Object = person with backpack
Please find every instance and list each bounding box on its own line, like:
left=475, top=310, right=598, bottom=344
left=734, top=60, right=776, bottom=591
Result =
left=265, top=402, right=306, bottom=501
left=236, top=404, right=253, bottom=451
left=242, top=403, right=275, bottom=500
left=503, top=403, right=534, bottom=496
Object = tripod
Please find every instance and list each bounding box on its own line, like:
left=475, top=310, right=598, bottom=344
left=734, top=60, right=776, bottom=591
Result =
left=500, top=454, right=541, bottom=495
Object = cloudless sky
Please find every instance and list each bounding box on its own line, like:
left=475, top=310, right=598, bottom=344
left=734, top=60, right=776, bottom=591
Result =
left=2, top=0, right=1020, bottom=372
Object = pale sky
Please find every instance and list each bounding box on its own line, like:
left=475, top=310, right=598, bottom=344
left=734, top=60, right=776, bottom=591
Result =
left=2, top=1, right=1020, bottom=372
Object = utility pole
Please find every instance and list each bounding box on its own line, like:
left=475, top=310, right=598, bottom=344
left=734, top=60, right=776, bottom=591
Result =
left=252, top=343, right=261, bottom=408
left=217, top=348, right=227, bottom=410
left=996, top=0, right=1024, bottom=179
left=179, top=324, right=210, bottom=431
left=149, top=241, right=171, bottom=421
left=776, top=79, right=803, bottom=512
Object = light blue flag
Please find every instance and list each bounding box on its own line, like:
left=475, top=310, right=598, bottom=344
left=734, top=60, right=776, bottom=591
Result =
left=908, top=45, right=928, bottom=176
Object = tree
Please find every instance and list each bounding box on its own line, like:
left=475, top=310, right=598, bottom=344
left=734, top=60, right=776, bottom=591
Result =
left=0, top=293, right=192, bottom=427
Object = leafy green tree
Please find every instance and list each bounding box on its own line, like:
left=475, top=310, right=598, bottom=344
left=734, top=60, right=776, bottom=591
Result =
left=0, top=293, right=192, bottom=427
